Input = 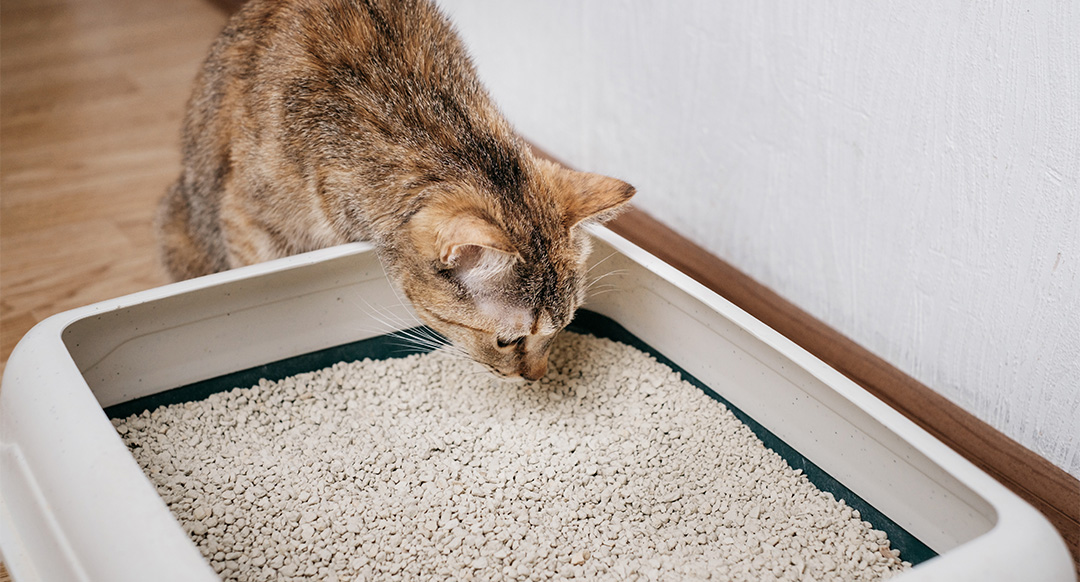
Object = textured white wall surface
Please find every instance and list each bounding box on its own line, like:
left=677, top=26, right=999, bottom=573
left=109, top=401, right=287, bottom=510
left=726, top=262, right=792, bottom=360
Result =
left=437, top=0, right=1080, bottom=478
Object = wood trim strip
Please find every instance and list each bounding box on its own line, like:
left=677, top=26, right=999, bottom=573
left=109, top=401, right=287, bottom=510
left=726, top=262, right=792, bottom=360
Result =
left=603, top=206, right=1080, bottom=573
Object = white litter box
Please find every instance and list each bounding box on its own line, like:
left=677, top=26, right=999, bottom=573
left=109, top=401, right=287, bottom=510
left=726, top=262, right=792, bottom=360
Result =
left=0, top=226, right=1073, bottom=582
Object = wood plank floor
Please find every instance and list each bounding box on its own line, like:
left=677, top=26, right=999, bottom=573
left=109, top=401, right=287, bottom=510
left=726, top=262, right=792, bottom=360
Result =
left=1, top=1, right=226, bottom=577
left=1, top=0, right=229, bottom=377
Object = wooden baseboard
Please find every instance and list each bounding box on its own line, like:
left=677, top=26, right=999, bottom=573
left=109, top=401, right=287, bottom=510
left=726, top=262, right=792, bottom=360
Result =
left=603, top=206, right=1079, bottom=572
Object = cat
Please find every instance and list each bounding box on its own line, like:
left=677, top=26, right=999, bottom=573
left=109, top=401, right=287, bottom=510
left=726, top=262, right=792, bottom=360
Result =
left=155, top=0, right=634, bottom=381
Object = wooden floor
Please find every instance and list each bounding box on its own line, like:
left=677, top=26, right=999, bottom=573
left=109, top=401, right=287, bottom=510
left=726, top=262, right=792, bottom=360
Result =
left=0, top=0, right=229, bottom=377
left=0, top=2, right=228, bottom=577
left=0, top=1, right=223, bottom=574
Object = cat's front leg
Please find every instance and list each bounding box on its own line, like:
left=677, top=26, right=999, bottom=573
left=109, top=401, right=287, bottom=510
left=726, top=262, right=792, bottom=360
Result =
left=156, top=178, right=231, bottom=281
left=218, top=178, right=296, bottom=268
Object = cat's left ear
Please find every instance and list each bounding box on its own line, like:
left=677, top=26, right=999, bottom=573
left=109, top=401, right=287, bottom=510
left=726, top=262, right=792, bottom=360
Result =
left=546, top=162, right=636, bottom=227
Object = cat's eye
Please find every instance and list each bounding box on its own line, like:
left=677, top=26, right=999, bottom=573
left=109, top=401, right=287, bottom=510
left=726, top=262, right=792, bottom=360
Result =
left=496, top=336, right=525, bottom=349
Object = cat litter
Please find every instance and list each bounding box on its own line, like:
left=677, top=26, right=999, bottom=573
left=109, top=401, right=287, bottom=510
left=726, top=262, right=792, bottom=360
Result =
left=114, top=331, right=909, bottom=582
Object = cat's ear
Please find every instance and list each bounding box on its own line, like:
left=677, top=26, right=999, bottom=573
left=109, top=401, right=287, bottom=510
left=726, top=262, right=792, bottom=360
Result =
left=437, top=213, right=518, bottom=266
left=435, top=213, right=520, bottom=285
left=546, top=162, right=636, bottom=227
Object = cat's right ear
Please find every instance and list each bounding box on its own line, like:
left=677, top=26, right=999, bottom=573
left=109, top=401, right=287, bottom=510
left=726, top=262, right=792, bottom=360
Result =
left=411, top=202, right=520, bottom=287
left=436, top=213, right=518, bottom=267
left=437, top=214, right=521, bottom=290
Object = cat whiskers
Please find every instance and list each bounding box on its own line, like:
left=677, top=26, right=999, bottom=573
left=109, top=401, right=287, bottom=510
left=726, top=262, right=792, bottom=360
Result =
left=350, top=294, right=470, bottom=363
left=585, top=251, right=618, bottom=275
left=583, top=252, right=625, bottom=297
left=379, top=280, right=478, bottom=365
left=584, top=268, right=628, bottom=300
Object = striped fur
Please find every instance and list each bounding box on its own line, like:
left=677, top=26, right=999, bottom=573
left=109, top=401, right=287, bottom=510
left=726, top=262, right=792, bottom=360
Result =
left=156, top=0, right=634, bottom=380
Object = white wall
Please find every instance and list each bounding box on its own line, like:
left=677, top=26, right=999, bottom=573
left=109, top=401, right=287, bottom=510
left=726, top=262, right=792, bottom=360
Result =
left=438, top=0, right=1080, bottom=478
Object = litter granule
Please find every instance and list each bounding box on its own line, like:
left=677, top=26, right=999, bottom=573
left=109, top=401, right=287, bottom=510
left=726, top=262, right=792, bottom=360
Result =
left=114, top=332, right=910, bottom=582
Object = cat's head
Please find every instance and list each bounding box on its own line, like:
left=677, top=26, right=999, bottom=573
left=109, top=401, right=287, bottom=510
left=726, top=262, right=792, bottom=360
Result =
left=397, top=159, right=634, bottom=381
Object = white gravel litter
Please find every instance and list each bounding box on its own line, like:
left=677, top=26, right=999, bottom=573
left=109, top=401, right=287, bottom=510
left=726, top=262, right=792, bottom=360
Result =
left=115, top=331, right=911, bottom=581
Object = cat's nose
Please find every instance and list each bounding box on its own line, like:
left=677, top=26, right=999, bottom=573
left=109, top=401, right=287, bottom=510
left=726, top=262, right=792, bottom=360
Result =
left=520, top=359, right=547, bottom=381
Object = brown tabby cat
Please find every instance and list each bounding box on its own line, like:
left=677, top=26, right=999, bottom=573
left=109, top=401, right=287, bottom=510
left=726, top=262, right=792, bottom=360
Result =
left=155, top=0, right=635, bottom=381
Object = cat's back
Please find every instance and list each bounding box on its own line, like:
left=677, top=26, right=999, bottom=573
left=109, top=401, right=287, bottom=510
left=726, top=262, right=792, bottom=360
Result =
left=160, top=0, right=523, bottom=280
left=209, top=0, right=476, bottom=106
left=195, top=0, right=500, bottom=183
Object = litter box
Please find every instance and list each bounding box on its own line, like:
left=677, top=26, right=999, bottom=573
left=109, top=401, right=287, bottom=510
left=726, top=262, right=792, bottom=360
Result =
left=0, top=226, right=1073, bottom=582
